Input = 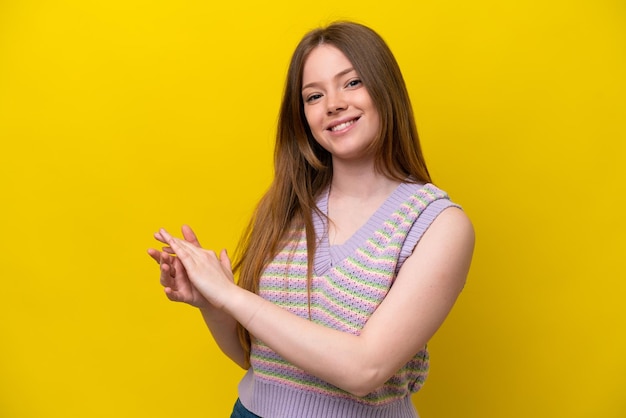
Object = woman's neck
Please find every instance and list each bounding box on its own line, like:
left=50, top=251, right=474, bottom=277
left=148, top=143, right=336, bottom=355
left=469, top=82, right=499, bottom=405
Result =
left=329, top=162, right=400, bottom=200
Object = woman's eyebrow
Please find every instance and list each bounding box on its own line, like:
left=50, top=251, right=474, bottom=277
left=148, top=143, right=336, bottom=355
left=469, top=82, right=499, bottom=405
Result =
left=302, top=67, right=356, bottom=91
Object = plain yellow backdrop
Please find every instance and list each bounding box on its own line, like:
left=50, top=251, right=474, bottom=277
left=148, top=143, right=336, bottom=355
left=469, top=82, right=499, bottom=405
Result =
left=1, top=0, right=624, bottom=417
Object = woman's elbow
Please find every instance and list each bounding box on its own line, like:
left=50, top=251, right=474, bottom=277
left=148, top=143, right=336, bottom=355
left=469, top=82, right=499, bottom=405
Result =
left=342, top=367, right=388, bottom=398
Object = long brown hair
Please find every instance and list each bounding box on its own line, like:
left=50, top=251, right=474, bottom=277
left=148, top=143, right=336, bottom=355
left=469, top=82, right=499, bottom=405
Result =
left=232, top=21, right=431, bottom=366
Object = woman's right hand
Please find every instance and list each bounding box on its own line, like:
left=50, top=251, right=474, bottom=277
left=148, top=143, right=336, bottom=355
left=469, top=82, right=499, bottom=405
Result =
left=147, top=225, right=211, bottom=309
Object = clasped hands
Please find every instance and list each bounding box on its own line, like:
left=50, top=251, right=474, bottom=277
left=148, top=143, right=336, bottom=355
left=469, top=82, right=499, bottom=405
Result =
left=147, top=225, right=236, bottom=310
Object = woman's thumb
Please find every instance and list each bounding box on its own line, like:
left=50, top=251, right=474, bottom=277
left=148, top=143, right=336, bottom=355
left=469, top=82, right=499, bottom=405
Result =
left=219, top=249, right=232, bottom=271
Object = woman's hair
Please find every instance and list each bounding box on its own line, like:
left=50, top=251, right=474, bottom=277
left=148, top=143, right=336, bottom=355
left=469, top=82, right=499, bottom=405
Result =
left=233, top=21, right=431, bottom=366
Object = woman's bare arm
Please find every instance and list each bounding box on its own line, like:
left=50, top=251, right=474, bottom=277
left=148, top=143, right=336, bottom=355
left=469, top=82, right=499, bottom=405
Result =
left=160, top=207, right=474, bottom=396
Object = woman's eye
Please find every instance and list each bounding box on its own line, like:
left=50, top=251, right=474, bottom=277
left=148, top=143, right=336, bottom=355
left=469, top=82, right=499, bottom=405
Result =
left=305, top=93, right=322, bottom=103
left=347, top=79, right=362, bottom=88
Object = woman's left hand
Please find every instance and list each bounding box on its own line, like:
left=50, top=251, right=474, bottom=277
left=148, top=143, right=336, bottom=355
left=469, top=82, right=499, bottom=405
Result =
left=157, top=228, right=237, bottom=310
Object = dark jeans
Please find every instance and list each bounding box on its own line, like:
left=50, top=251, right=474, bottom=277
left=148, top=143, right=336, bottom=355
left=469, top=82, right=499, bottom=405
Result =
left=230, top=399, right=262, bottom=418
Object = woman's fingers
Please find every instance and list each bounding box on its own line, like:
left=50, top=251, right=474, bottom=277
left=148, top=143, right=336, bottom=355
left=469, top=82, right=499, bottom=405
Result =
left=153, top=226, right=204, bottom=261
left=181, top=224, right=201, bottom=247
left=147, top=248, right=160, bottom=263
left=158, top=231, right=197, bottom=274
left=153, top=231, right=168, bottom=244
left=163, top=286, right=179, bottom=302
left=148, top=248, right=177, bottom=287
left=149, top=227, right=220, bottom=309
left=158, top=228, right=176, bottom=246
left=158, top=256, right=173, bottom=286
left=219, top=249, right=232, bottom=270
left=161, top=229, right=214, bottom=259
left=159, top=246, right=173, bottom=254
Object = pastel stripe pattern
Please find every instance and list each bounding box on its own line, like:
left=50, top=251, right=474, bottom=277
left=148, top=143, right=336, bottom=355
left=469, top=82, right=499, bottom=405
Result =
left=241, top=183, right=459, bottom=417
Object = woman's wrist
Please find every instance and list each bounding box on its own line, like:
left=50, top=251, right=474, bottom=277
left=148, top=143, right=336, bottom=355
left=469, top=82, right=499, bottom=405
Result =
left=197, top=279, right=241, bottom=315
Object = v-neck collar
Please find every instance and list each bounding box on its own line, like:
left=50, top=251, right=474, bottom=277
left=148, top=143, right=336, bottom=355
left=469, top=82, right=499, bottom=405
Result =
left=312, top=182, right=426, bottom=276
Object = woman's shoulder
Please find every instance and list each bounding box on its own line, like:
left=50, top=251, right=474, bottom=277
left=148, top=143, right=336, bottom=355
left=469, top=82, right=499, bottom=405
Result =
left=394, top=181, right=454, bottom=208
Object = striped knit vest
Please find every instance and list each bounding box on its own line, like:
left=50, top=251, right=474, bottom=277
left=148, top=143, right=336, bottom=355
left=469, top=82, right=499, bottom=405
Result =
left=238, top=183, right=457, bottom=418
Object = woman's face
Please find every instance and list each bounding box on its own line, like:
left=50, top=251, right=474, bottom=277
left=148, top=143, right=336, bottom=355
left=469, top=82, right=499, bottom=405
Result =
left=301, top=44, right=380, bottom=165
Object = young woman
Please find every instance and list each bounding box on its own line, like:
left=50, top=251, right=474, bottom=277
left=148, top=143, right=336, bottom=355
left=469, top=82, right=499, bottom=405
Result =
left=148, top=21, right=474, bottom=418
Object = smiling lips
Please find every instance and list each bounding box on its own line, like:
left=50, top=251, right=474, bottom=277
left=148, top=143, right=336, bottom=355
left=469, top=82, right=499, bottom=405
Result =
left=328, top=117, right=360, bottom=132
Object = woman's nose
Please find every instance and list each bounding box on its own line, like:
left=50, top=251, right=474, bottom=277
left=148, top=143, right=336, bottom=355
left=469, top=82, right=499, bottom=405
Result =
left=326, top=92, right=347, bottom=114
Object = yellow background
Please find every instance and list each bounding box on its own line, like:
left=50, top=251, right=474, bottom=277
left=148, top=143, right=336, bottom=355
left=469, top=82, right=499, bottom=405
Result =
left=1, top=0, right=624, bottom=417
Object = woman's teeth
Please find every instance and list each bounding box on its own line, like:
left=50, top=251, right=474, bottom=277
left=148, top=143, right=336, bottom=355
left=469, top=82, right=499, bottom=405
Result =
left=330, top=119, right=355, bottom=132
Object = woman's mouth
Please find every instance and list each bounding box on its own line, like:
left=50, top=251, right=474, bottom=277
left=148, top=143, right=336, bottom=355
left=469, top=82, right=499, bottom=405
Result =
left=329, top=117, right=359, bottom=132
